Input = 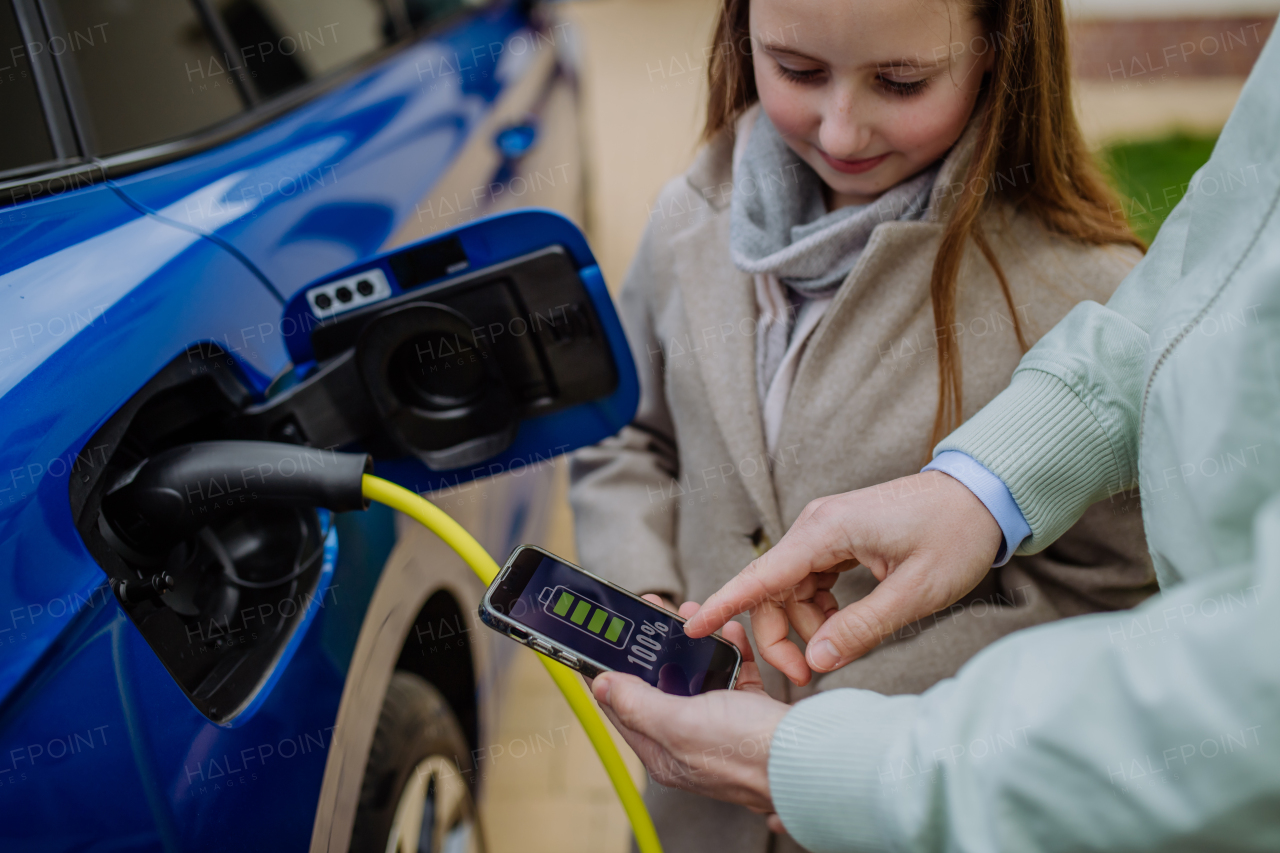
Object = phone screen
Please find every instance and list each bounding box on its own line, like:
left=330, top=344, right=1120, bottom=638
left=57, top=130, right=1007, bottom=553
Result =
left=489, top=549, right=738, bottom=695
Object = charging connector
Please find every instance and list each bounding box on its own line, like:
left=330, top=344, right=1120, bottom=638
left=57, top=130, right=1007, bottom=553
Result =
left=99, top=441, right=371, bottom=562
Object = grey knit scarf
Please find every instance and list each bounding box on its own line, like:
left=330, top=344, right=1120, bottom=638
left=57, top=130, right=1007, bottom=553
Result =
left=728, top=112, right=940, bottom=395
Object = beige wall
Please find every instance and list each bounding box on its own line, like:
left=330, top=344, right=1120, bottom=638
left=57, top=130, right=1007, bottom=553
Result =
left=559, top=0, right=720, bottom=291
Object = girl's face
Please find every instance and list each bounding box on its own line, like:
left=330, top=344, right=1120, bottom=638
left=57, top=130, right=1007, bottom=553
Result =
left=750, top=0, right=993, bottom=208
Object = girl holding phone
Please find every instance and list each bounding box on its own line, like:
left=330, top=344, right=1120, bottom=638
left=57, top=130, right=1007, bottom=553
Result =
left=572, top=0, right=1156, bottom=849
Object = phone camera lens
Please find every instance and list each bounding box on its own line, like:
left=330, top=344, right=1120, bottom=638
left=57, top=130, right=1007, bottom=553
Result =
left=314, top=293, right=332, bottom=310
left=356, top=279, right=374, bottom=296
left=335, top=286, right=353, bottom=303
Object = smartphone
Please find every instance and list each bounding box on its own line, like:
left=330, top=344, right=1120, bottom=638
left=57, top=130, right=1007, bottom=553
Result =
left=480, top=545, right=742, bottom=695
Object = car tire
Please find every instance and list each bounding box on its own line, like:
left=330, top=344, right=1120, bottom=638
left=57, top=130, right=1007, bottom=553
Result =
left=351, top=671, right=484, bottom=853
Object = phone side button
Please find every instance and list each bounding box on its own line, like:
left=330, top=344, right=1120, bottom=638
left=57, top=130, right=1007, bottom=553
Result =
left=555, top=652, right=579, bottom=669
left=529, top=639, right=556, bottom=656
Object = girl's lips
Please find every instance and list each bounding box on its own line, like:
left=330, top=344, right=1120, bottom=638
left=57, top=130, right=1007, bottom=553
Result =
left=818, top=150, right=890, bottom=174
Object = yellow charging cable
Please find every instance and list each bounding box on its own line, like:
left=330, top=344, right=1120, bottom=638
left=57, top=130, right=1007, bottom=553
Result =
left=361, top=474, right=662, bottom=853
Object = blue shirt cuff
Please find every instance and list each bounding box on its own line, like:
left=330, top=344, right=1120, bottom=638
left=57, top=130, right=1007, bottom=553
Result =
left=922, top=451, right=1031, bottom=567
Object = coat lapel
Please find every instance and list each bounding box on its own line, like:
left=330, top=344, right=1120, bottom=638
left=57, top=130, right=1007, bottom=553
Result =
left=670, top=212, right=784, bottom=540
left=779, top=119, right=982, bottom=455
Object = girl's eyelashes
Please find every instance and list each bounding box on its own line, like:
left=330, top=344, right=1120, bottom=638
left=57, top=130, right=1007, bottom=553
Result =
left=774, top=61, right=825, bottom=85
left=877, top=75, right=930, bottom=97
left=771, top=59, right=931, bottom=97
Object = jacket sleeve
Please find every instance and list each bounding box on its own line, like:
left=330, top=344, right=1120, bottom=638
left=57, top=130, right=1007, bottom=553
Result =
left=568, top=220, right=685, bottom=600
left=769, top=492, right=1279, bottom=852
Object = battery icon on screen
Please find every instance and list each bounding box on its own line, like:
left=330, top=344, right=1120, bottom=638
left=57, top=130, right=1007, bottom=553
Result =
left=538, top=585, right=634, bottom=649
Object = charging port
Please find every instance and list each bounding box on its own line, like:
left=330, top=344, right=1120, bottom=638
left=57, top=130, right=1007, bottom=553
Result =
left=70, top=345, right=344, bottom=723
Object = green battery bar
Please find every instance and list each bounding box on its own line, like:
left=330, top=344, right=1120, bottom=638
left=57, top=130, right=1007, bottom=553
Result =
left=542, top=585, right=633, bottom=648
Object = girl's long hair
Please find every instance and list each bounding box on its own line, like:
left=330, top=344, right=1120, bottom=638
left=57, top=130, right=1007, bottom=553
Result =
left=704, top=0, right=1144, bottom=448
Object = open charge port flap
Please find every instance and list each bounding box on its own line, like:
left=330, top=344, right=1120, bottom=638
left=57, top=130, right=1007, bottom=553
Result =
left=248, top=245, right=620, bottom=471
left=308, top=246, right=617, bottom=419
left=437, top=278, right=552, bottom=404
left=69, top=346, right=334, bottom=724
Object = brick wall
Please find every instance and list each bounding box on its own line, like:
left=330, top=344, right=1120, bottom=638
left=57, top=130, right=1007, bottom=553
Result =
left=1071, top=16, right=1276, bottom=79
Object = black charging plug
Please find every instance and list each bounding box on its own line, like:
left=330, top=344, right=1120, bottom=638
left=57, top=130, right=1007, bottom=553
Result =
left=98, top=440, right=372, bottom=563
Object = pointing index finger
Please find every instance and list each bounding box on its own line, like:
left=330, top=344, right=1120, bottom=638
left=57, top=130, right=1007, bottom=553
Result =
left=684, top=543, right=813, bottom=637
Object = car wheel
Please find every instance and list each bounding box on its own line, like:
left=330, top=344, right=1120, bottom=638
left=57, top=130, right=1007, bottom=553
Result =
left=351, top=671, right=484, bottom=853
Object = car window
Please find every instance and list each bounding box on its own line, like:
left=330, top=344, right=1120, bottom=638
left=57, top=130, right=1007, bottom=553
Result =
left=212, top=0, right=391, bottom=99
left=44, top=0, right=243, bottom=157
left=0, top=0, right=56, bottom=174
left=404, top=0, right=473, bottom=29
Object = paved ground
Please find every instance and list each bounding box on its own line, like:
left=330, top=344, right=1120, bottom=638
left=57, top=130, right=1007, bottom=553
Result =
left=475, top=4, right=1246, bottom=851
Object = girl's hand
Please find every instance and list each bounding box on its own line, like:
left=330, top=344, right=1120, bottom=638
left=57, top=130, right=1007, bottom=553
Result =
left=591, top=600, right=784, bottom=819
left=641, top=593, right=681, bottom=615
left=683, top=471, right=1002, bottom=684
left=641, top=595, right=769, bottom=696
left=644, top=598, right=768, bottom=695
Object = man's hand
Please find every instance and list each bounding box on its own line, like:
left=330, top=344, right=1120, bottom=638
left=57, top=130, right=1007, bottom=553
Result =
left=591, top=600, right=790, bottom=820
left=683, top=471, right=1003, bottom=684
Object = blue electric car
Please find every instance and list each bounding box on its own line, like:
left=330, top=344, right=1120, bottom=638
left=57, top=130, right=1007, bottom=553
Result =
left=0, top=1, right=637, bottom=850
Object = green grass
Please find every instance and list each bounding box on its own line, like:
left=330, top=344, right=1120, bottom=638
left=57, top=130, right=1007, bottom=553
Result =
left=1097, top=133, right=1220, bottom=244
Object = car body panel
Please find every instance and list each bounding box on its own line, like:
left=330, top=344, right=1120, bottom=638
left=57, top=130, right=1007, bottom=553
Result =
left=0, top=188, right=282, bottom=702
left=109, top=6, right=542, bottom=308
left=0, top=1, right=618, bottom=848
left=309, top=468, right=554, bottom=853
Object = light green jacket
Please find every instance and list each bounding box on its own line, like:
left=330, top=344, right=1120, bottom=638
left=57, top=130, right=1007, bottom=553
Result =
left=768, top=29, right=1280, bottom=853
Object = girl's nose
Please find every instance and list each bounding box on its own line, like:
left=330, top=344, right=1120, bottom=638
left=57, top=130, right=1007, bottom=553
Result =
left=819, top=92, right=873, bottom=160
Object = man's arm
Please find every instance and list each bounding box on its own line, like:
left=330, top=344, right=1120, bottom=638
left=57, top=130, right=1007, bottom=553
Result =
left=593, top=491, right=1280, bottom=852
left=768, top=493, right=1280, bottom=852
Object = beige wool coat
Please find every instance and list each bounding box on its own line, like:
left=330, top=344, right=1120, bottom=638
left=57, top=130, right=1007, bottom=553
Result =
left=571, top=115, right=1157, bottom=695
